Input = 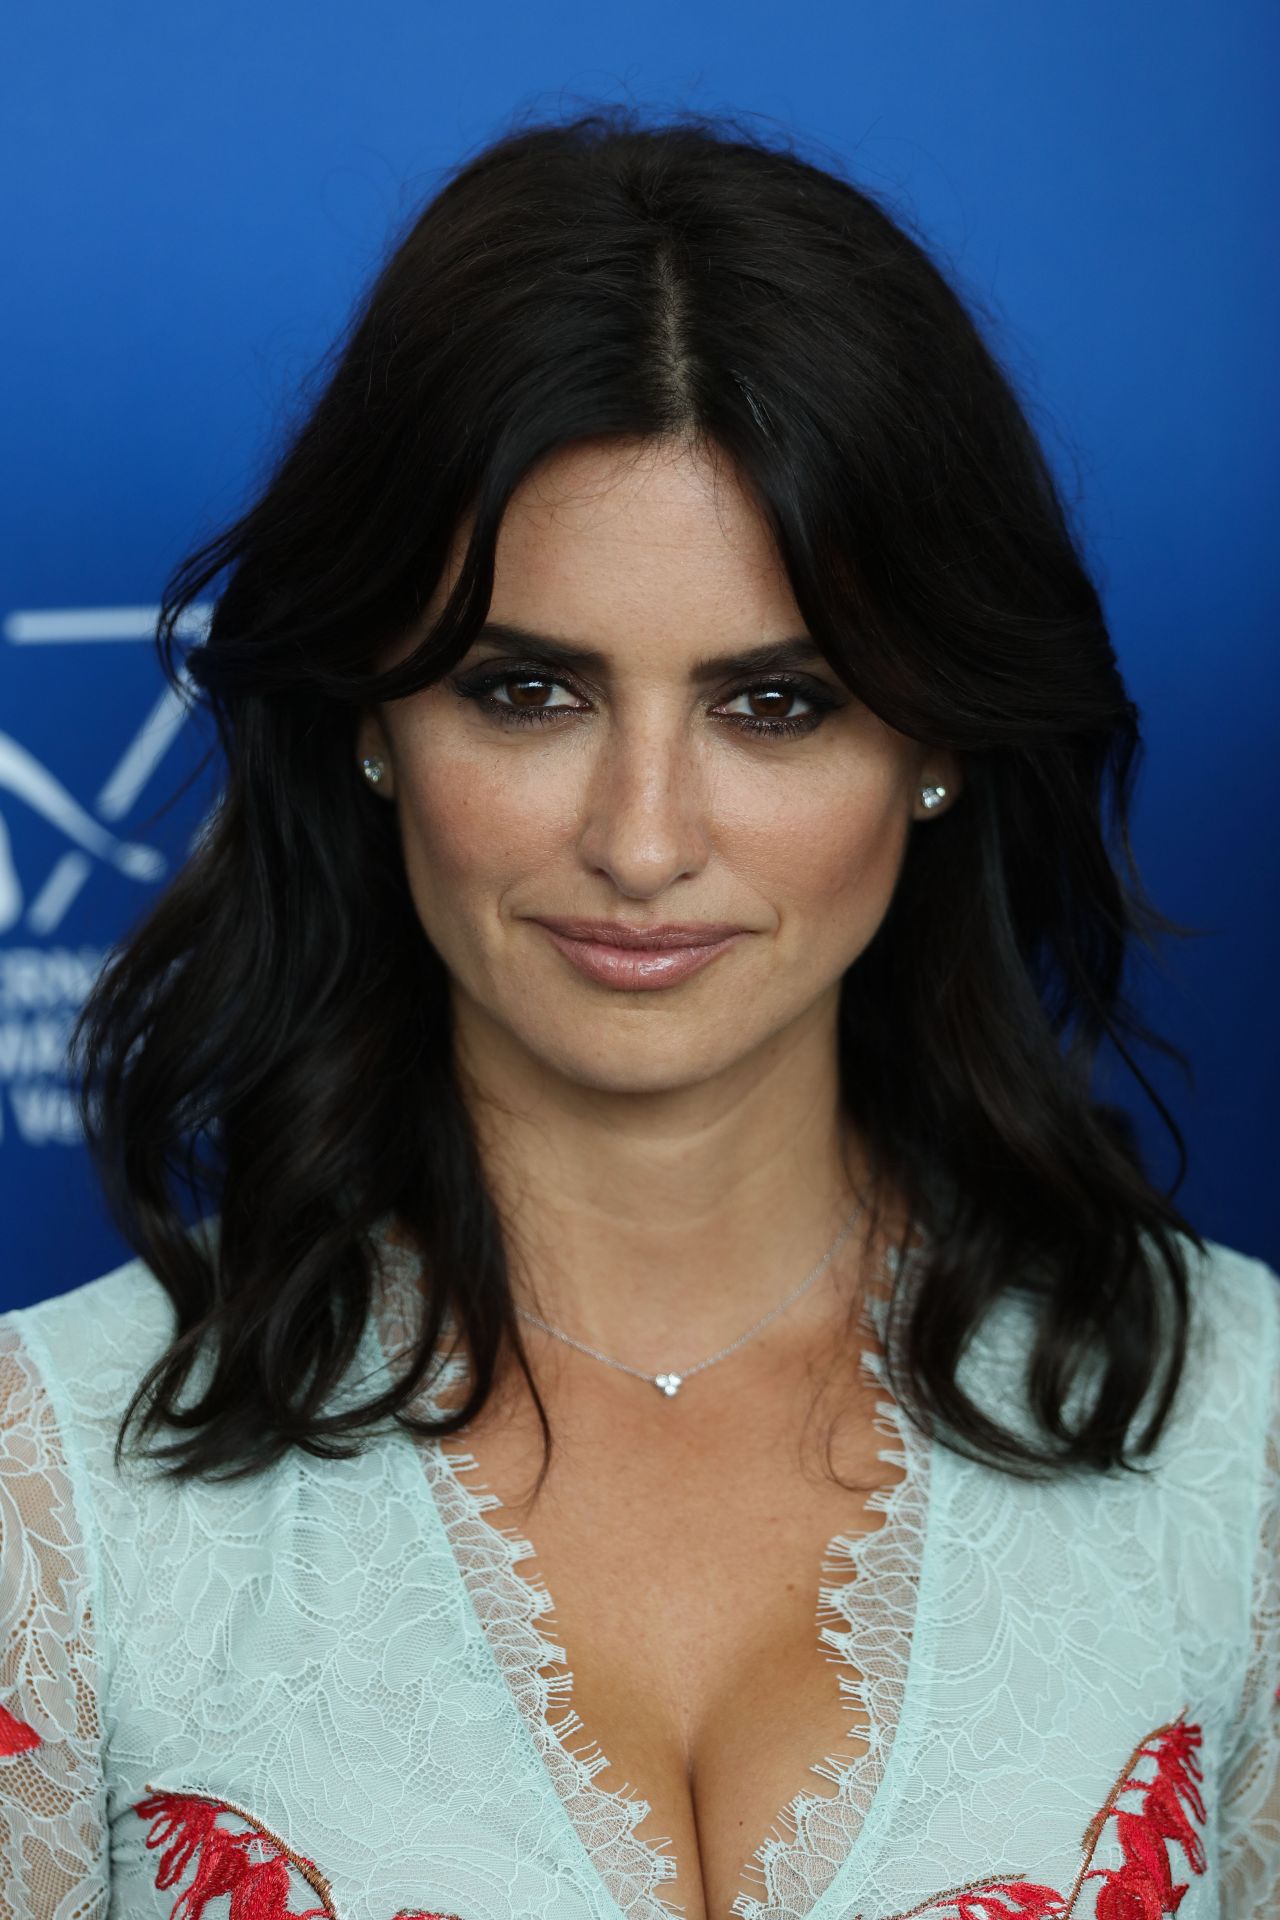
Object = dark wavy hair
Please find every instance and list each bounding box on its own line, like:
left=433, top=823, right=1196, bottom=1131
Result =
left=72, top=101, right=1205, bottom=1491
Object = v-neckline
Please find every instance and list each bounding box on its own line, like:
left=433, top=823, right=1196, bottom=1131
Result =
left=367, top=1228, right=935, bottom=1920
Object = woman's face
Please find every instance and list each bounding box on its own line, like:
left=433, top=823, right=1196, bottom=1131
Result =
left=358, top=436, right=960, bottom=1098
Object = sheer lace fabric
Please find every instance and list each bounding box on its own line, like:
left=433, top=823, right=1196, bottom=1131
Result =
left=0, top=1321, right=106, bottom=1920
left=1220, top=1307, right=1280, bottom=1909
left=0, top=1228, right=1275, bottom=1920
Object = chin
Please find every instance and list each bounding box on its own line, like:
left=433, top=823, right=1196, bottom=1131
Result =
left=524, top=1025, right=739, bottom=1096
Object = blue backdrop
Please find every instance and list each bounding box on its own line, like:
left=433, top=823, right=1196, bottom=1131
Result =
left=3, top=3, right=1277, bottom=1305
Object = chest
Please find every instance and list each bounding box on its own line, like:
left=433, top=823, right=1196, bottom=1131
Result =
left=449, top=1343, right=902, bottom=1920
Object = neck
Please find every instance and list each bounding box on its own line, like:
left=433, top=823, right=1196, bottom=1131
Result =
left=446, top=994, right=901, bottom=1372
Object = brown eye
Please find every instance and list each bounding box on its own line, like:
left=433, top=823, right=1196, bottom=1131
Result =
left=744, top=687, right=798, bottom=720
left=506, top=677, right=557, bottom=709
left=716, top=676, right=839, bottom=739
left=449, top=665, right=589, bottom=727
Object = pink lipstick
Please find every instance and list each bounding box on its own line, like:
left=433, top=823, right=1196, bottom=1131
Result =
left=532, top=917, right=745, bottom=991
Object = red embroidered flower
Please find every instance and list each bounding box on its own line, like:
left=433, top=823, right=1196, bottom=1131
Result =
left=882, top=1710, right=1206, bottom=1920
left=135, top=1786, right=467, bottom=1920
left=0, top=1701, right=42, bottom=1756
left=136, top=1789, right=334, bottom=1919
left=1083, top=1716, right=1205, bottom=1918
left=921, top=1886, right=1065, bottom=1918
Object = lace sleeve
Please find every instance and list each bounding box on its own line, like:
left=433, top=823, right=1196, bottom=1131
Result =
left=1220, top=1271, right=1280, bottom=1915
left=0, top=1315, right=108, bottom=1920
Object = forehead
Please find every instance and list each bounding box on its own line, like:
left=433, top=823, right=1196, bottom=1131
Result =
left=436, top=437, right=804, bottom=649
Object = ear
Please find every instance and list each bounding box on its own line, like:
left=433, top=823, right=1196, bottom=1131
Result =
left=912, top=748, right=962, bottom=822
left=355, top=712, right=396, bottom=800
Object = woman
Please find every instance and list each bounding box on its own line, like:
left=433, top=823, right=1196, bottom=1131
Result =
left=1, top=106, right=1275, bottom=1920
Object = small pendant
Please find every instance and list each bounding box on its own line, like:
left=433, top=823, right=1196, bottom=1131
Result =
left=653, top=1372, right=683, bottom=1397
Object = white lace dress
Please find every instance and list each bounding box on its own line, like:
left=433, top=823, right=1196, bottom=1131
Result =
left=0, top=1225, right=1276, bottom=1920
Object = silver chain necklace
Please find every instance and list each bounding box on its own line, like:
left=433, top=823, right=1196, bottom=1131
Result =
left=514, top=1198, right=866, bottom=1397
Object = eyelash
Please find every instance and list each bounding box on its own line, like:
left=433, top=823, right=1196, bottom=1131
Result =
left=448, top=666, right=840, bottom=739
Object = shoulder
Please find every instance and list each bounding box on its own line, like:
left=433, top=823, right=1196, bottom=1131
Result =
left=1179, top=1230, right=1280, bottom=1435
left=0, top=1222, right=226, bottom=1505
left=0, top=1254, right=181, bottom=1718
left=0, top=1259, right=181, bottom=1630
left=1119, top=1230, right=1280, bottom=1542
left=3, top=1214, right=222, bottom=1394
left=2, top=1252, right=180, bottom=1446
left=956, top=1226, right=1279, bottom=1475
left=1190, top=1229, right=1280, bottom=1323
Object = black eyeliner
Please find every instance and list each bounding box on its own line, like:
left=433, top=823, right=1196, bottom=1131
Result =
left=448, top=662, right=843, bottom=738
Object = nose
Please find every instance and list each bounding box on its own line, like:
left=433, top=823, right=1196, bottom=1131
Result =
left=574, top=718, right=711, bottom=900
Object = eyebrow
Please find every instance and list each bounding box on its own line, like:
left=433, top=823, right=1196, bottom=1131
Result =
left=467, top=621, right=830, bottom=684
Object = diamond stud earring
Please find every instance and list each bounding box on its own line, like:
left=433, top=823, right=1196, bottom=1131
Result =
left=361, top=756, right=386, bottom=786
left=920, top=784, right=947, bottom=810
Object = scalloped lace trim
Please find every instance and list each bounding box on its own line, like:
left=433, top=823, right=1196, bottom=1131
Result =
left=370, top=1238, right=682, bottom=1920
left=369, top=1230, right=929, bottom=1920
left=424, top=1404, right=684, bottom=1918
left=732, top=1275, right=930, bottom=1920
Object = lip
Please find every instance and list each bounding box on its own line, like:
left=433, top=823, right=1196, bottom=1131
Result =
left=533, top=916, right=746, bottom=950
left=532, top=917, right=745, bottom=991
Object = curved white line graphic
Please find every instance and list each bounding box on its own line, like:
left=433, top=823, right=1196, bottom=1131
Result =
left=0, top=732, right=167, bottom=933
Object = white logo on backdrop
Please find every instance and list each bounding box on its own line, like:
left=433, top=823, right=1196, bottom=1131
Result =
left=0, top=606, right=211, bottom=1146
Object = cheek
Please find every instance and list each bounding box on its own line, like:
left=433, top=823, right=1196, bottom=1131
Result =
left=730, top=772, right=911, bottom=939
left=392, top=740, right=568, bottom=914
